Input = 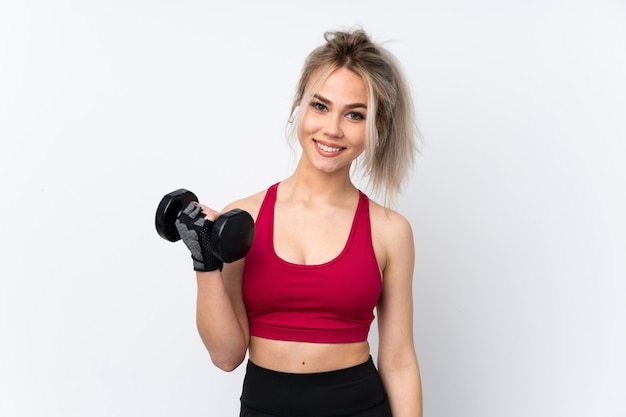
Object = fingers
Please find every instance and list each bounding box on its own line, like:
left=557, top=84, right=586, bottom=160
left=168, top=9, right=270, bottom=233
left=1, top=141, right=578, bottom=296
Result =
left=182, top=202, right=202, bottom=218
left=195, top=203, right=220, bottom=221
left=182, top=201, right=221, bottom=221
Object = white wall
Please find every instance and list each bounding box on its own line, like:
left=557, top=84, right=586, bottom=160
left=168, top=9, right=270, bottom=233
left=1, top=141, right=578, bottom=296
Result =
left=1, top=1, right=624, bottom=416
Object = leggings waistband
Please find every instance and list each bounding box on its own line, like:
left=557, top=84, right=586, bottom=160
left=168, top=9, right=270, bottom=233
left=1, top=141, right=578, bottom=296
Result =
left=240, top=356, right=390, bottom=417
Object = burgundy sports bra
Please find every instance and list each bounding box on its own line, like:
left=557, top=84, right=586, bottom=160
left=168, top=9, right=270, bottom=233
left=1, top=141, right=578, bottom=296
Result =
left=242, top=183, right=382, bottom=343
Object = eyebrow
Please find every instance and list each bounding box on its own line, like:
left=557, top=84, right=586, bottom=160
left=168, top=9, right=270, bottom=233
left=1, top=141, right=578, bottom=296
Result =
left=313, top=94, right=367, bottom=110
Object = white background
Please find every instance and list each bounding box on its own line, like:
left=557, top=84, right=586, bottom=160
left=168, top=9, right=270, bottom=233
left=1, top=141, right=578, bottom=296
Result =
left=1, top=1, right=625, bottom=416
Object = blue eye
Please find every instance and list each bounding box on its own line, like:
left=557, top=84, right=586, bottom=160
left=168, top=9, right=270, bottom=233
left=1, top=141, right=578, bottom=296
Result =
left=310, top=101, right=327, bottom=112
left=347, top=111, right=365, bottom=120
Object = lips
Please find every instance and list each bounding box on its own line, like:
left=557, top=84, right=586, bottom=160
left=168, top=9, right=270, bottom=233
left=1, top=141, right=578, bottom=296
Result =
left=314, top=139, right=345, bottom=153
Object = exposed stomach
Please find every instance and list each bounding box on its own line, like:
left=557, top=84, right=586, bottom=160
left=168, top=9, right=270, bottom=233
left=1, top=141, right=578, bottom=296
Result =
left=249, top=336, right=371, bottom=373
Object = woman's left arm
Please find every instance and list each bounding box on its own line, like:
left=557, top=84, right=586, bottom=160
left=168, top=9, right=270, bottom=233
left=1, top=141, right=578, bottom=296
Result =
left=375, top=210, right=423, bottom=417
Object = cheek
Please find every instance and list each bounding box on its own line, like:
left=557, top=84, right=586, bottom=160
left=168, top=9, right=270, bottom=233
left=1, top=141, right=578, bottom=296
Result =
left=348, top=125, right=367, bottom=149
left=297, top=112, right=319, bottom=140
left=300, top=110, right=316, bottom=130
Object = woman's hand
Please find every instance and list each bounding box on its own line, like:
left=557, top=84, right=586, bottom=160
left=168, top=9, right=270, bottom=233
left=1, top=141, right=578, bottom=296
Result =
left=175, top=202, right=224, bottom=272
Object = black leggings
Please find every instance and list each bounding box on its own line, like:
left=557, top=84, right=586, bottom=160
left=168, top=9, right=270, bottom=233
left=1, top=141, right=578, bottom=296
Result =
left=239, top=356, right=392, bottom=417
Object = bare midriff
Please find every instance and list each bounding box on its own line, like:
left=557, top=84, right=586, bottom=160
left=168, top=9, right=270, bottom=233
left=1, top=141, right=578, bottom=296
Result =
left=249, top=336, right=371, bottom=373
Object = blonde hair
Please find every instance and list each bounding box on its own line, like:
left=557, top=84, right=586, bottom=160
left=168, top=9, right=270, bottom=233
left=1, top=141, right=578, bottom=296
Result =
left=288, top=28, right=420, bottom=207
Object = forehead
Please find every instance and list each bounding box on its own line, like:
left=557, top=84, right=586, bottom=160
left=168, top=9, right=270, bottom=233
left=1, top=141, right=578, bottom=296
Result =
left=307, top=66, right=368, bottom=104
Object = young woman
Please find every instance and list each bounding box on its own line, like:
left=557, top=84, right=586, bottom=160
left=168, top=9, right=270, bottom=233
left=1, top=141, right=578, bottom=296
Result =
left=176, top=28, right=422, bottom=417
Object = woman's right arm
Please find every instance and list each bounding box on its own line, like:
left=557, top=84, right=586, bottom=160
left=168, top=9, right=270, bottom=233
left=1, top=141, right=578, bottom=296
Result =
left=193, top=195, right=263, bottom=372
left=195, top=258, right=250, bottom=372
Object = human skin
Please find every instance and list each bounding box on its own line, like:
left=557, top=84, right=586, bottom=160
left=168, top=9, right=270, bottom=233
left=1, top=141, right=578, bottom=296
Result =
left=193, top=66, right=422, bottom=416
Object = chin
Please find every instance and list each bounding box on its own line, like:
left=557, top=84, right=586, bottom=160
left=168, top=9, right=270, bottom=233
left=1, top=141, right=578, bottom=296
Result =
left=314, top=160, right=350, bottom=175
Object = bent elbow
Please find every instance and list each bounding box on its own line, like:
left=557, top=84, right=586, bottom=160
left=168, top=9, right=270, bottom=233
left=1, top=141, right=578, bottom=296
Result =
left=211, top=354, right=245, bottom=372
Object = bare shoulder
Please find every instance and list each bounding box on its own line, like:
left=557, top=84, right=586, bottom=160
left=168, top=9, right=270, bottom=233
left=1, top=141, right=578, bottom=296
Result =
left=222, top=188, right=268, bottom=221
left=368, top=199, right=415, bottom=273
left=369, top=200, right=414, bottom=243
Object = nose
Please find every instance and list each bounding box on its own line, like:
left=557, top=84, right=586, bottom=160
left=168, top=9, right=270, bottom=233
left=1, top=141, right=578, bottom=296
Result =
left=322, top=114, right=343, bottom=138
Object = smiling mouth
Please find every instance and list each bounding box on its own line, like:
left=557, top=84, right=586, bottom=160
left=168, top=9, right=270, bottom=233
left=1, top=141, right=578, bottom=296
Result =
left=314, top=140, right=344, bottom=153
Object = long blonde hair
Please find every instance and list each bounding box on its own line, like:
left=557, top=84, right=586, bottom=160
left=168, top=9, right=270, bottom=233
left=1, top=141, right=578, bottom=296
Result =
left=288, top=29, right=420, bottom=207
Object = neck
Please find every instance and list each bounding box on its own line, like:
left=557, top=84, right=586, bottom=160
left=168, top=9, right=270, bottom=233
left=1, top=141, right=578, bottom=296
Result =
left=281, top=158, right=358, bottom=204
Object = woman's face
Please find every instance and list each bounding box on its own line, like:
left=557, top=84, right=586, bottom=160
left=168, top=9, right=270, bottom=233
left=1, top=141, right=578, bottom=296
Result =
left=298, top=66, right=368, bottom=176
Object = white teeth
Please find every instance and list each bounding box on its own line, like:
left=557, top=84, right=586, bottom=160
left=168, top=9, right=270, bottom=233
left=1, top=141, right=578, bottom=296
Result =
left=316, top=141, right=342, bottom=153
